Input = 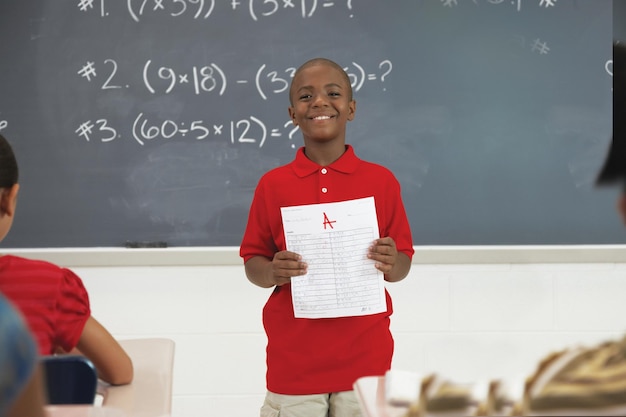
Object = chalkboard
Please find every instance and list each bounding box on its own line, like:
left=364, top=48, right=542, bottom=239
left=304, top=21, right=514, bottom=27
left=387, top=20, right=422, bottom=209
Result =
left=0, top=0, right=622, bottom=248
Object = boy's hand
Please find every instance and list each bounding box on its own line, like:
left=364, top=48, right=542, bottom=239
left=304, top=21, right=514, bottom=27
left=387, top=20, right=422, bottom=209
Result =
left=368, top=237, right=398, bottom=274
left=270, top=250, right=308, bottom=286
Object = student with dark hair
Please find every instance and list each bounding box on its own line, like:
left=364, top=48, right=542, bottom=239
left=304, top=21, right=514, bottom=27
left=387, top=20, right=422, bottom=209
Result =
left=0, top=133, right=133, bottom=386
left=597, top=41, right=626, bottom=224
left=519, top=41, right=626, bottom=417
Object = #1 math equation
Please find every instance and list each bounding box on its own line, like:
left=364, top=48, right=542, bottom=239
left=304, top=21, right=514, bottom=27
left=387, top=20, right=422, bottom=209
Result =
left=75, top=114, right=300, bottom=147
left=77, top=59, right=394, bottom=98
left=78, top=0, right=355, bottom=22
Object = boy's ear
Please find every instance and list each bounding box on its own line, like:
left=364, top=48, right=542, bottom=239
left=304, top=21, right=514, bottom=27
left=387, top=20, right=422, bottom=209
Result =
left=347, top=99, right=356, bottom=121
left=288, top=106, right=298, bottom=126
left=0, top=184, right=19, bottom=217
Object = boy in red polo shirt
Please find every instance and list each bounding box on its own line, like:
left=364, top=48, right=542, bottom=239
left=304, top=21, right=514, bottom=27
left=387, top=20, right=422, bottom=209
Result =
left=240, top=57, right=414, bottom=417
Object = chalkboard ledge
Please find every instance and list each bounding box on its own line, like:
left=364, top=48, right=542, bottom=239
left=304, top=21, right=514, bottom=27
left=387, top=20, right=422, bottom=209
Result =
left=2, top=246, right=625, bottom=267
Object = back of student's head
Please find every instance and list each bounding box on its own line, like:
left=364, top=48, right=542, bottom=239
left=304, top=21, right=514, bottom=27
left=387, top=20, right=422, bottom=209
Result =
left=597, top=43, right=626, bottom=186
left=0, top=133, right=18, bottom=189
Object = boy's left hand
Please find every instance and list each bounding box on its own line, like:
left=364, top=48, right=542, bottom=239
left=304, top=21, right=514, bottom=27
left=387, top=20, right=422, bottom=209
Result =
left=368, top=237, right=398, bottom=274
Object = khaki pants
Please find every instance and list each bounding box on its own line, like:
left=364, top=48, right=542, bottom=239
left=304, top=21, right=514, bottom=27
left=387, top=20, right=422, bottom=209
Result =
left=260, top=390, right=363, bottom=417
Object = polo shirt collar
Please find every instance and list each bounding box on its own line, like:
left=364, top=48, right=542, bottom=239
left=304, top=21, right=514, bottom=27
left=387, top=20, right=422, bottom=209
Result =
left=292, top=145, right=360, bottom=177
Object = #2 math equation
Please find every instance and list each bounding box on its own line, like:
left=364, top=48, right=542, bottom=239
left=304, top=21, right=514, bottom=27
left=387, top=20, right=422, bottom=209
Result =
left=77, top=59, right=394, bottom=99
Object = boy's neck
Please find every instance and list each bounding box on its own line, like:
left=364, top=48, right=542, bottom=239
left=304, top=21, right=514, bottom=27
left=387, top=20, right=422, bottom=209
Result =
left=303, top=141, right=347, bottom=167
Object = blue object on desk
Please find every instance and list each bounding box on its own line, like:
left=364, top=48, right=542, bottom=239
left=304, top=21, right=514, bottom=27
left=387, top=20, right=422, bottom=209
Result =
left=41, top=355, right=98, bottom=405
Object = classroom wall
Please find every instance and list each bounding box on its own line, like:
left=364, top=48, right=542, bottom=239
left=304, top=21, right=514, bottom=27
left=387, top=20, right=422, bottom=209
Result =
left=13, top=247, right=626, bottom=417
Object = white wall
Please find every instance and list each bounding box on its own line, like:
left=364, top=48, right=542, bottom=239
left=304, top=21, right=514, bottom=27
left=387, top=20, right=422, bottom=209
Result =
left=10, top=246, right=626, bottom=417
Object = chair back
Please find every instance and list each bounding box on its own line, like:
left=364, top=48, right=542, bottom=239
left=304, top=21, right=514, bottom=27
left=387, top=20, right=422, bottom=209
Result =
left=41, top=355, right=98, bottom=405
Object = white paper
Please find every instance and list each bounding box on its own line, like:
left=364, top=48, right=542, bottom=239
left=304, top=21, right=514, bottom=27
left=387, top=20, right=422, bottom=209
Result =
left=280, top=196, right=385, bottom=319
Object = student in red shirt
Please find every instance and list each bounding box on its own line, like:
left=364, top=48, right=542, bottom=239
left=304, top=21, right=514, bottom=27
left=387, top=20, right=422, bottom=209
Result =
left=240, top=58, right=414, bottom=417
left=0, top=133, right=133, bottom=386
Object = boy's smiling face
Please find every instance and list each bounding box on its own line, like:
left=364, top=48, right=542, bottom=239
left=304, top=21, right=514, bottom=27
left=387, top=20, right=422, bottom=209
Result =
left=288, top=62, right=356, bottom=145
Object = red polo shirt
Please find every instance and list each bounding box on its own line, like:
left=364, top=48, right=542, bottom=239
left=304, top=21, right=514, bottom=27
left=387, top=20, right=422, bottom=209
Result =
left=240, top=145, right=414, bottom=394
left=0, top=255, right=90, bottom=355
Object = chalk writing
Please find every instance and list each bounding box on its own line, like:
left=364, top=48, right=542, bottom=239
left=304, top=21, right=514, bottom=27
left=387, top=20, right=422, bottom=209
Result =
left=78, top=0, right=354, bottom=21
left=76, top=59, right=393, bottom=97
left=76, top=114, right=299, bottom=147
left=439, top=0, right=564, bottom=12
left=483, top=0, right=522, bottom=11
left=0, top=0, right=616, bottom=249
left=511, top=36, right=552, bottom=56
left=538, top=0, right=557, bottom=7
left=530, top=38, right=550, bottom=55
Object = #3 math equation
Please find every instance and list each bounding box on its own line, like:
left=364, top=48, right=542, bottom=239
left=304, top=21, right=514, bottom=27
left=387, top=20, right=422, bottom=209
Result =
left=75, top=114, right=300, bottom=147
left=77, top=59, right=394, bottom=98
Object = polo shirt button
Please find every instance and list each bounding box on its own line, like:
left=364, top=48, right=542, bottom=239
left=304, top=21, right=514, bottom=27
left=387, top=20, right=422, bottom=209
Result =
left=321, top=187, right=328, bottom=193
left=321, top=168, right=328, bottom=174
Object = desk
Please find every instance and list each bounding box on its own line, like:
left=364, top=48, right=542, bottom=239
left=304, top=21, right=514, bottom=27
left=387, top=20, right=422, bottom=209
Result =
left=354, top=376, right=481, bottom=417
left=97, top=338, right=175, bottom=417
left=45, top=405, right=127, bottom=417
left=354, top=376, right=626, bottom=417
left=353, top=376, right=409, bottom=417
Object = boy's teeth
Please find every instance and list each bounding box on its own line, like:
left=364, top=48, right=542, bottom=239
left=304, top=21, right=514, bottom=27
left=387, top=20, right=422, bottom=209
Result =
left=314, top=116, right=331, bottom=120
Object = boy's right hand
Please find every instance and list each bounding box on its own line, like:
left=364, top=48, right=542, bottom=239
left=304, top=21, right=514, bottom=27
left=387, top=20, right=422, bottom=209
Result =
left=270, top=251, right=308, bottom=286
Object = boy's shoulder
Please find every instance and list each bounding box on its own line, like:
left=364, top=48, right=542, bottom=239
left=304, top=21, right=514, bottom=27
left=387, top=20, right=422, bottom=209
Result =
left=0, top=254, right=70, bottom=277
left=357, top=157, right=400, bottom=180
left=259, top=160, right=293, bottom=180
